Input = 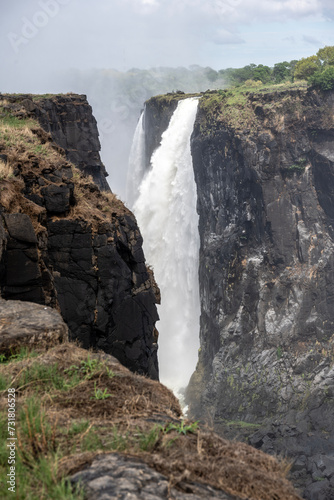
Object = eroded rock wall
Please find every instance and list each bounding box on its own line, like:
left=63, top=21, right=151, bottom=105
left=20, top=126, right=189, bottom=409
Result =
left=185, top=88, right=334, bottom=499
left=0, top=94, right=159, bottom=379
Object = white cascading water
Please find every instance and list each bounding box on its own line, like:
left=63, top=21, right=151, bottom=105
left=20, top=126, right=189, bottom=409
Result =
left=126, top=110, right=146, bottom=208
left=127, top=97, right=200, bottom=393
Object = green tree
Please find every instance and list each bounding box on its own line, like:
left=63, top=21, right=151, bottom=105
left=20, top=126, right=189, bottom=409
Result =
left=224, top=64, right=257, bottom=85
left=273, top=61, right=290, bottom=83
left=308, top=66, right=334, bottom=90
left=317, top=46, right=334, bottom=67
left=294, top=55, right=320, bottom=80
left=252, top=64, right=272, bottom=83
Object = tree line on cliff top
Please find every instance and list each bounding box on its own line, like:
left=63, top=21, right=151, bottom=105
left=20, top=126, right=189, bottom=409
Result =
left=215, top=45, right=334, bottom=90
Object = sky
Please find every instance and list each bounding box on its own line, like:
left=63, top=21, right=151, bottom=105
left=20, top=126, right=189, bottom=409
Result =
left=1, top=0, right=334, bottom=94
left=1, top=0, right=334, bottom=197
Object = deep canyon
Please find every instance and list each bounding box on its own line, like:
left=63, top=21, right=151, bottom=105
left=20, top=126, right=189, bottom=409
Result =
left=1, top=86, right=334, bottom=499
left=134, top=86, right=334, bottom=500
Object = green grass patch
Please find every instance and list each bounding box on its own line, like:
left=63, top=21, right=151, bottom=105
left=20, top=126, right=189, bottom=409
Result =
left=31, top=94, right=58, bottom=101
left=91, top=381, right=112, bottom=400
left=0, top=109, right=38, bottom=129
left=15, top=362, right=81, bottom=393
left=197, top=79, right=309, bottom=134
left=65, top=355, right=109, bottom=379
left=0, top=396, right=85, bottom=499
left=0, top=347, right=39, bottom=365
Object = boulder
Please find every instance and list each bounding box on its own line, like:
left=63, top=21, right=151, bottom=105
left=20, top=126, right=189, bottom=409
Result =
left=0, top=299, right=68, bottom=355
left=3, top=213, right=37, bottom=243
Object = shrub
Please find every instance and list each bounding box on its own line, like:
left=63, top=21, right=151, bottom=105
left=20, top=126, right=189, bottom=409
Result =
left=243, top=79, right=263, bottom=88
left=294, top=55, right=320, bottom=80
left=308, top=66, right=334, bottom=90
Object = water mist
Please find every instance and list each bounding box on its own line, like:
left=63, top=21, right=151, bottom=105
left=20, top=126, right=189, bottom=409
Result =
left=127, top=98, right=200, bottom=393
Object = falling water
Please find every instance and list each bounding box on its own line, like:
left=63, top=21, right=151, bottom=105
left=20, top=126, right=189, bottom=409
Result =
left=129, top=98, right=200, bottom=392
left=126, top=110, right=146, bottom=207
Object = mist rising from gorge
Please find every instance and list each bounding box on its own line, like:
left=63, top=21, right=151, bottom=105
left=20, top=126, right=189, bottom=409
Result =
left=52, top=66, right=226, bottom=200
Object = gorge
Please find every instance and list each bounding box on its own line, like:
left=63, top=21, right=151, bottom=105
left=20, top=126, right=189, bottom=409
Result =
left=1, top=85, right=333, bottom=499
left=131, top=85, right=334, bottom=500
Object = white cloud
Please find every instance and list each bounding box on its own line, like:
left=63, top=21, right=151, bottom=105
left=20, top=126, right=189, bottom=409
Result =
left=302, top=34, right=323, bottom=45
left=213, top=28, right=245, bottom=45
left=139, top=0, right=327, bottom=24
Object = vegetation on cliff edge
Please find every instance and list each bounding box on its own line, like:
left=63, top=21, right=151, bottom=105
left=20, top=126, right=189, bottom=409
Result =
left=0, top=96, right=128, bottom=233
left=0, top=343, right=301, bottom=499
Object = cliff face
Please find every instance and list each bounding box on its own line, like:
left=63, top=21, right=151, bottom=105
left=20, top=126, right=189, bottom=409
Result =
left=0, top=94, right=159, bottom=379
left=146, top=87, right=334, bottom=498
left=3, top=93, right=110, bottom=191
left=191, top=88, right=334, bottom=499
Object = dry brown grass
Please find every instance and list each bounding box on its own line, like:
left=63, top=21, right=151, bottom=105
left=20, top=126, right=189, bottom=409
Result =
left=0, top=123, right=62, bottom=165
left=0, top=343, right=302, bottom=500
left=68, top=168, right=130, bottom=225
left=0, top=159, right=14, bottom=180
left=0, top=102, right=132, bottom=238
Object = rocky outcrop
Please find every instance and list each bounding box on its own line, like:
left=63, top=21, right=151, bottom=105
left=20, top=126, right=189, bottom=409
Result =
left=70, top=452, right=237, bottom=500
left=45, top=215, right=159, bottom=377
left=144, top=87, right=334, bottom=498
left=0, top=94, right=159, bottom=379
left=0, top=341, right=301, bottom=500
left=1, top=93, right=110, bottom=191
left=0, top=299, right=68, bottom=355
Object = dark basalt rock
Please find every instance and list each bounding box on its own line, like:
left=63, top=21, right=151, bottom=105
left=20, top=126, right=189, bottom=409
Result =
left=41, top=183, right=73, bottom=214
left=0, top=93, right=159, bottom=381
left=187, top=88, right=334, bottom=499
left=2, top=94, right=110, bottom=191
left=144, top=88, right=334, bottom=498
left=34, top=94, right=110, bottom=191
left=45, top=217, right=159, bottom=379
left=3, top=213, right=38, bottom=243
left=70, top=452, right=237, bottom=500
left=0, top=212, right=159, bottom=380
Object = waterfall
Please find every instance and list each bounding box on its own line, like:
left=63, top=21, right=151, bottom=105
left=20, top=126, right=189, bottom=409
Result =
left=126, top=110, right=146, bottom=207
left=129, top=97, right=200, bottom=392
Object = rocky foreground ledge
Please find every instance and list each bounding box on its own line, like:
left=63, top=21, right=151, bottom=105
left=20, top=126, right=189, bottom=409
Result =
left=0, top=303, right=301, bottom=499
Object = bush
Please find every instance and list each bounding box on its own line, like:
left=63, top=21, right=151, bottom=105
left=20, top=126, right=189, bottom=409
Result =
left=294, top=55, right=320, bottom=80
left=243, top=79, right=263, bottom=88
left=308, top=66, right=334, bottom=90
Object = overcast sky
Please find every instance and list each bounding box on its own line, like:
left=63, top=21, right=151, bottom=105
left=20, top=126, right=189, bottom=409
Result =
left=1, top=0, right=334, bottom=93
